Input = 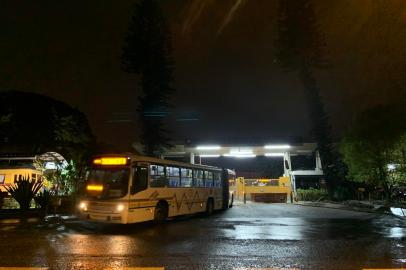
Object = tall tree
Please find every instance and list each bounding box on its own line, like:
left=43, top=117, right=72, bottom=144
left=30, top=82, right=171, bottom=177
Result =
left=122, top=0, right=175, bottom=156
left=275, top=0, right=342, bottom=195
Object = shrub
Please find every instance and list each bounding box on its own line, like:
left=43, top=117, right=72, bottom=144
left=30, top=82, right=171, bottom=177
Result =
left=0, top=191, right=7, bottom=209
left=34, top=189, right=52, bottom=209
left=296, top=188, right=328, bottom=201
left=5, top=176, right=43, bottom=211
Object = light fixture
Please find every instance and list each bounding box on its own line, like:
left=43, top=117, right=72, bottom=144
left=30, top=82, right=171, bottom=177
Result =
left=223, top=154, right=256, bottom=158
left=79, top=201, right=88, bottom=211
left=387, top=164, right=396, bottom=171
left=265, top=153, right=285, bottom=157
left=264, top=144, right=291, bottom=149
left=116, top=204, right=125, bottom=212
left=196, top=145, right=221, bottom=150
left=200, top=154, right=221, bottom=158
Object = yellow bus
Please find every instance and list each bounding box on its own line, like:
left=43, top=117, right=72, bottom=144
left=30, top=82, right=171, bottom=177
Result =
left=227, top=169, right=236, bottom=207
left=78, top=154, right=234, bottom=224
left=0, top=157, right=43, bottom=193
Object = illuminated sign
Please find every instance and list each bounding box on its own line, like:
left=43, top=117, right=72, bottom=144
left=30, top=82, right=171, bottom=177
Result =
left=86, top=184, right=104, bottom=192
left=93, top=157, right=128, bottom=166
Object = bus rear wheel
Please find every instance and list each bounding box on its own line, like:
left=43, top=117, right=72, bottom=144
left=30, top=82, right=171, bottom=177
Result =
left=154, top=202, right=168, bottom=224
left=206, top=198, right=214, bottom=216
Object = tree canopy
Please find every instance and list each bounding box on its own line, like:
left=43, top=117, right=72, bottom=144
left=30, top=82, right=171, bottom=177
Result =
left=340, top=104, right=406, bottom=197
left=0, top=90, right=94, bottom=160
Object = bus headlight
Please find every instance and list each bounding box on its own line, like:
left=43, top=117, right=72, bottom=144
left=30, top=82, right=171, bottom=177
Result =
left=116, top=204, right=125, bottom=212
left=79, top=201, right=88, bottom=211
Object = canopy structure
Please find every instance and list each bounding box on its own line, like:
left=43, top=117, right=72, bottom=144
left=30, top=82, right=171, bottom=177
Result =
left=36, top=152, right=68, bottom=170
left=0, top=152, right=67, bottom=171
left=36, top=152, right=66, bottom=163
left=161, top=143, right=323, bottom=194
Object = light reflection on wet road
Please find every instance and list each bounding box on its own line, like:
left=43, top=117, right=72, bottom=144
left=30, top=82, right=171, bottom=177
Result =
left=0, top=203, right=405, bottom=270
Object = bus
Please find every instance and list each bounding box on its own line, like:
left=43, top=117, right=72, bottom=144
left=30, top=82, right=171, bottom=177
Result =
left=227, top=169, right=236, bottom=207
left=78, top=154, right=234, bottom=224
left=0, top=156, right=43, bottom=193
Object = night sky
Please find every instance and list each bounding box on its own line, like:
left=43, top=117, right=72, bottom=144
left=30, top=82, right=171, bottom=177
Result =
left=1, top=0, right=405, bottom=149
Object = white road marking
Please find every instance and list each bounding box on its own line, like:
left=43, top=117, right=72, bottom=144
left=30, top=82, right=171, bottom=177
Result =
left=3, top=267, right=403, bottom=270
left=0, top=268, right=48, bottom=270
left=234, top=268, right=300, bottom=270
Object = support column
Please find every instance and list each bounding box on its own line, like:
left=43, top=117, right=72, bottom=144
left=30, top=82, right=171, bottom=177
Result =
left=189, top=152, right=195, bottom=164
left=283, top=152, right=292, bottom=177
left=284, top=151, right=296, bottom=200
left=315, top=150, right=323, bottom=172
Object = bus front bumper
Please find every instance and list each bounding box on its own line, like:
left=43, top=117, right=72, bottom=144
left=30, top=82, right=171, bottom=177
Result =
left=80, top=212, right=126, bottom=223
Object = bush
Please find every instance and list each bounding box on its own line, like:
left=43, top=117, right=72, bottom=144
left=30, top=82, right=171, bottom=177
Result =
left=0, top=191, right=7, bottom=209
left=5, top=176, right=43, bottom=210
left=34, top=189, right=52, bottom=209
left=296, top=188, right=328, bottom=201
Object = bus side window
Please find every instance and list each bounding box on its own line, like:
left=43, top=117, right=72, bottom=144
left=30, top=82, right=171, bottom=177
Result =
left=131, top=166, right=148, bottom=194
left=213, top=172, right=221, bottom=187
left=150, top=164, right=167, bottom=187
left=194, top=170, right=204, bottom=187
left=167, top=166, right=180, bottom=187
left=181, top=168, right=193, bottom=187
left=205, top=171, right=213, bottom=187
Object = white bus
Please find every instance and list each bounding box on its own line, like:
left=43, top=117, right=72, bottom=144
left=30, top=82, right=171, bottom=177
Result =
left=0, top=156, right=43, bottom=193
left=78, top=154, right=234, bottom=224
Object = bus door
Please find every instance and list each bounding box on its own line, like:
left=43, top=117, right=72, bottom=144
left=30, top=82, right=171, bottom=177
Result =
left=130, top=163, right=149, bottom=195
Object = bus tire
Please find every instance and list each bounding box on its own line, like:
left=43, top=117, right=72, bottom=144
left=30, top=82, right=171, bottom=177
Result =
left=206, top=198, right=214, bottom=216
left=229, top=195, right=234, bottom=208
left=154, top=201, right=168, bottom=224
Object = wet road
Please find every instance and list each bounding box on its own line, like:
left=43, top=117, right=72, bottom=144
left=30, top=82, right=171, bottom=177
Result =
left=0, top=202, right=405, bottom=270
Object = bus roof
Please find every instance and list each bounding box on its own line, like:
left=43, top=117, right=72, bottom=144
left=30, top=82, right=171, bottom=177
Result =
left=92, top=153, right=223, bottom=171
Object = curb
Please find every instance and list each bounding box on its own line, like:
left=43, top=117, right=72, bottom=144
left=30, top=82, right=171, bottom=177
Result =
left=0, top=215, right=79, bottom=225
left=293, top=202, right=390, bottom=215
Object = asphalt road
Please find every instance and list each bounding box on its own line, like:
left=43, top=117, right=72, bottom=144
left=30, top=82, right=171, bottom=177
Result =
left=0, top=202, right=405, bottom=270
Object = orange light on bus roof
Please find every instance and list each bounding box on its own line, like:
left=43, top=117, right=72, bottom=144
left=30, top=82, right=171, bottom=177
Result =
left=93, top=157, right=128, bottom=165
left=86, top=184, right=103, bottom=192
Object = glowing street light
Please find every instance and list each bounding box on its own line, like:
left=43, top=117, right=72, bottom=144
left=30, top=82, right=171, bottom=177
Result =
left=196, top=145, right=221, bottom=150
left=265, top=153, right=285, bottom=157
left=223, top=154, right=256, bottom=158
left=200, top=154, right=221, bottom=158
left=264, top=144, right=291, bottom=149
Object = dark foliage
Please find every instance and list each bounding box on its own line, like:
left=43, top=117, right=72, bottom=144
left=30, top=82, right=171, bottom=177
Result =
left=0, top=90, right=94, bottom=162
left=122, top=0, right=175, bottom=156
left=34, top=189, right=52, bottom=209
left=340, top=105, right=406, bottom=199
left=0, top=191, right=6, bottom=209
left=5, top=176, right=43, bottom=210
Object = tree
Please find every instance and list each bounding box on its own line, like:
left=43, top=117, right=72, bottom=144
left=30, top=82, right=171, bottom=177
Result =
left=275, top=0, right=343, bottom=194
left=122, top=0, right=175, bottom=156
left=0, top=90, right=94, bottom=189
left=0, top=90, right=94, bottom=157
left=340, top=105, right=406, bottom=199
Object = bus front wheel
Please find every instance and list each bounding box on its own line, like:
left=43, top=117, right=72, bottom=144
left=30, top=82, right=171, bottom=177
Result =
left=154, top=202, right=168, bottom=224
left=206, top=198, right=214, bottom=216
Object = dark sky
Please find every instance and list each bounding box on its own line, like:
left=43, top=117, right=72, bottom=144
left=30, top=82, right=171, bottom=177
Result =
left=1, top=0, right=405, bottom=149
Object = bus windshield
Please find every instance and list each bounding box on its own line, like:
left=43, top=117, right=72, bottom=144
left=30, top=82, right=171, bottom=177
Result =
left=86, top=168, right=129, bottom=199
